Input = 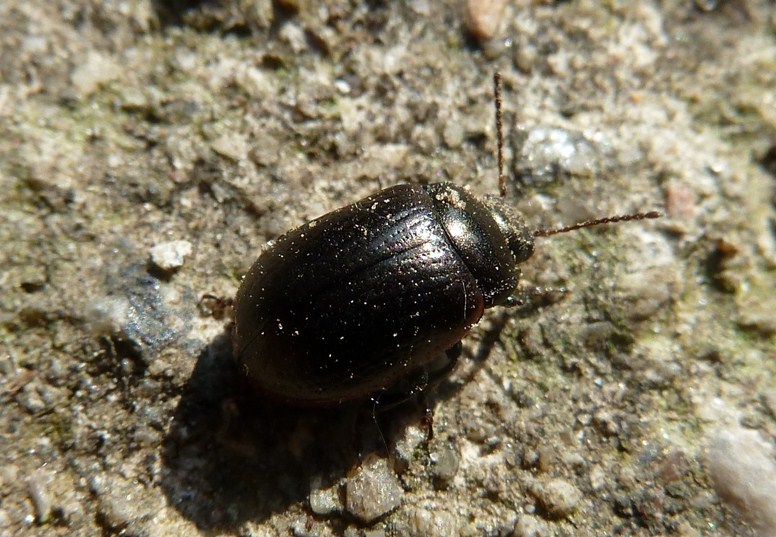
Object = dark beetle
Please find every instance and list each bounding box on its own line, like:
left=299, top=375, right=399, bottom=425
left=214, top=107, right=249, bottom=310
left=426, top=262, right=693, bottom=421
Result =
left=234, top=182, right=534, bottom=405
left=232, top=74, right=659, bottom=406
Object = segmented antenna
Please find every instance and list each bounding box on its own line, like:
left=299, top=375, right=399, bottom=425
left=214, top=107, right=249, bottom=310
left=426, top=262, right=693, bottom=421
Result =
left=534, top=211, right=662, bottom=238
left=494, top=72, right=506, bottom=198
left=491, top=71, right=662, bottom=236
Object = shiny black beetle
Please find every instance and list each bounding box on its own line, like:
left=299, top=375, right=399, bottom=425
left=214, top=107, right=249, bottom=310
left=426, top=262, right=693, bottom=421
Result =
left=232, top=74, right=659, bottom=406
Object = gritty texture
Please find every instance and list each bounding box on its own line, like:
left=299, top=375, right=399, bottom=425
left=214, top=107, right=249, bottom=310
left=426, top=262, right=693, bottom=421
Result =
left=1, top=1, right=775, bottom=536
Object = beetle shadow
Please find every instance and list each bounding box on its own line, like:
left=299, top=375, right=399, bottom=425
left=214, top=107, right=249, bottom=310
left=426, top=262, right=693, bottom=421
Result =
left=160, top=329, right=392, bottom=530
left=432, top=300, right=553, bottom=403
left=427, top=314, right=507, bottom=404
left=160, top=305, right=530, bottom=529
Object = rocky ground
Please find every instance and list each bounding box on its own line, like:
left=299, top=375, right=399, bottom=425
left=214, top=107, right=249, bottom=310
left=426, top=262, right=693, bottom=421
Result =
left=1, top=1, right=775, bottom=536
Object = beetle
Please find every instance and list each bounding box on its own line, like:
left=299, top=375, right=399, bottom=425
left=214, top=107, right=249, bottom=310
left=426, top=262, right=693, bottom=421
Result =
left=231, top=73, right=660, bottom=406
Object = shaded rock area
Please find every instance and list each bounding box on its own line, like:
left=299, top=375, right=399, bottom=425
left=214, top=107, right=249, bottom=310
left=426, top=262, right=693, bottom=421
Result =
left=1, top=1, right=775, bottom=536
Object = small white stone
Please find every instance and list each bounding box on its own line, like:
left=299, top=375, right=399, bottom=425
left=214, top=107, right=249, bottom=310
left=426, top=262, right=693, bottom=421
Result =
left=513, top=514, right=549, bottom=537
left=71, top=51, right=121, bottom=98
left=334, top=78, right=351, bottom=94
left=309, top=475, right=343, bottom=515
left=85, top=296, right=131, bottom=337
left=465, top=0, right=508, bottom=42
left=149, top=240, right=193, bottom=272
left=530, top=478, right=582, bottom=519
left=27, top=472, right=52, bottom=523
left=211, top=133, right=249, bottom=162
left=706, top=427, right=776, bottom=535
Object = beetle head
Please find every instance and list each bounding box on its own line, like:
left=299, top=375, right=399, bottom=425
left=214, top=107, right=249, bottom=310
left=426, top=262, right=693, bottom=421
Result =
left=481, top=195, right=535, bottom=265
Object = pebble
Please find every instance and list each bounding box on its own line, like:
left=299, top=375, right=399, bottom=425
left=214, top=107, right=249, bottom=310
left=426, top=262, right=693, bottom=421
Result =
left=408, top=505, right=458, bottom=536
left=278, top=21, right=307, bottom=54
left=0, top=508, right=10, bottom=528
left=588, top=464, right=607, bottom=492
left=464, top=0, right=508, bottom=42
left=512, top=514, right=549, bottom=537
left=345, top=453, right=403, bottom=524
left=70, top=51, right=121, bottom=99
left=19, top=383, right=47, bottom=414
left=308, top=475, right=344, bottom=516
left=442, top=122, right=465, bottom=149
left=615, top=265, right=674, bottom=322
left=96, top=497, right=133, bottom=532
left=514, top=43, right=538, bottom=74
left=27, top=472, right=52, bottom=523
left=392, top=417, right=426, bottom=472
left=85, top=295, right=130, bottom=338
left=706, top=427, right=776, bottom=535
left=529, top=478, right=582, bottom=519
left=408, top=0, right=430, bottom=16
left=514, top=127, right=605, bottom=186
left=429, top=442, right=459, bottom=488
left=149, top=240, right=193, bottom=272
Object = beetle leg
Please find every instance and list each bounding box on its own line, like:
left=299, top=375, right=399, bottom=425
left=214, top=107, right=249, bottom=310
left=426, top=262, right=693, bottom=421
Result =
left=419, top=392, right=434, bottom=442
left=425, top=342, right=462, bottom=388
left=505, top=286, right=568, bottom=310
left=414, top=345, right=462, bottom=442
left=198, top=293, right=234, bottom=319
left=369, top=368, right=430, bottom=411
left=368, top=341, right=462, bottom=415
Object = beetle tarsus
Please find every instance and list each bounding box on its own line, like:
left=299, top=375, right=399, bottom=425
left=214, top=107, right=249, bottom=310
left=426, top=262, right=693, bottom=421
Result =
left=198, top=293, right=234, bottom=320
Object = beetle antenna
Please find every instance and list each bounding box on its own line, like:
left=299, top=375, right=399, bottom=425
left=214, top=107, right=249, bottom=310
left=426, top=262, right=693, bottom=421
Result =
left=534, top=211, right=662, bottom=238
left=494, top=72, right=506, bottom=198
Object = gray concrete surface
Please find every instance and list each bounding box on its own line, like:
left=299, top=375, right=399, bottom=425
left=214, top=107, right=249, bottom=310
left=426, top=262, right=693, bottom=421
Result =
left=1, top=1, right=775, bottom=536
